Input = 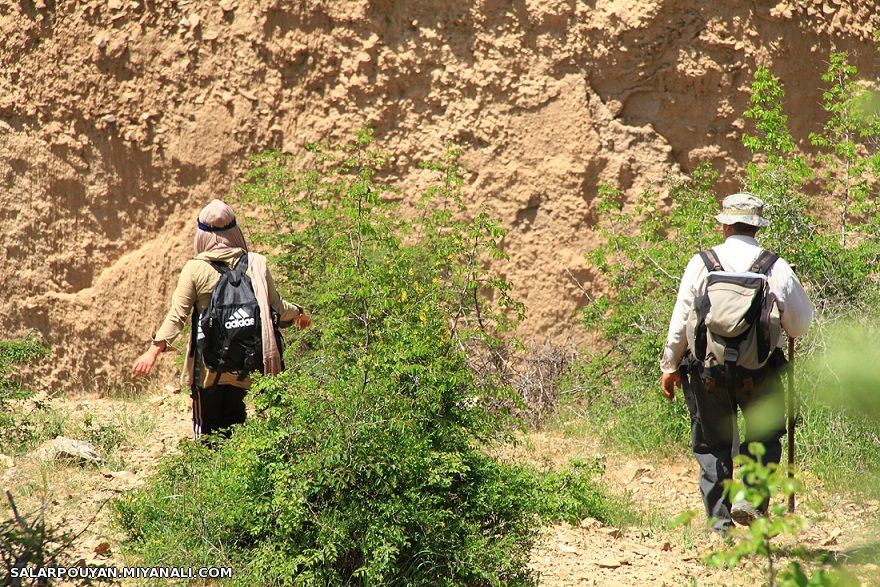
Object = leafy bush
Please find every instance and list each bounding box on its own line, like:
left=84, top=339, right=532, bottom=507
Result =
left=116, top=132, right=622, bottom=585
left=530, top=458, right=640, bottom=528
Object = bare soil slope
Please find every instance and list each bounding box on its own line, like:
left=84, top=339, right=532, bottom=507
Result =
left=1, top=0, right=879, bottom=389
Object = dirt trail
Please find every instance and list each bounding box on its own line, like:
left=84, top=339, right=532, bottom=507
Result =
left=2, top=392, right=878, bottom=585
left=1, top=389, right=193, bottom=572
left=522, top=429, right=880, bottom=586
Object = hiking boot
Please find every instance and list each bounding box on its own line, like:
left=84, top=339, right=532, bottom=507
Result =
left=709, top=527, right=734, bottom=547
left=709, top=521, right=733, bottom=543
left=730, top=500, right=760, bottom=526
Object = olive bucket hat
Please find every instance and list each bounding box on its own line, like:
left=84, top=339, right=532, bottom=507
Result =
left=715, top=193, right=770, bottom=228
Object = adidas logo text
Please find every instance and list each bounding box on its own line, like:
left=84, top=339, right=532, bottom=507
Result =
left=225, top=308, right=256, bottom=329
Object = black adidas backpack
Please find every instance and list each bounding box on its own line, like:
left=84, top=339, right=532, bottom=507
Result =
left=191, top=254, right=278, bottom=384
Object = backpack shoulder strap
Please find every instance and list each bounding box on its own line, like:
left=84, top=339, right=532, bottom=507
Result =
left=195, top=257, right=230, bottom=275
left=204, top=253, right=249, bottom=275
left=207, top=260, right=230, bottom=274
left=698, top=249, right=724, bottom=272
left=190, top=305, right=201, bottom=393
left=233, top=252, right=249, bottom=273
left=750, top=250, right=779, bottom=275
left=199, top=258, right=240, bottom=285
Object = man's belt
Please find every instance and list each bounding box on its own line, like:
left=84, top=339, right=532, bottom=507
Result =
left=700, top=374, right=755, bottom=393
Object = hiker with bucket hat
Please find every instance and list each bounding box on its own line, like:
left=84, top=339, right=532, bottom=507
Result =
left=131, top=199, right=310, bottom=439
left=660, top=193, right=813, bottom=533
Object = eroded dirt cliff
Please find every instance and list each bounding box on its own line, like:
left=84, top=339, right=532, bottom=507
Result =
left=2, top=0, right=878, bottom=390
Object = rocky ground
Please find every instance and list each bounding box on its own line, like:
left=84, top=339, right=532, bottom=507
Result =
left=2, top=390, right=877, bottom=586
left=521, top=429, right=880, bottom=585
left=0, top=388, right=192, bottom=577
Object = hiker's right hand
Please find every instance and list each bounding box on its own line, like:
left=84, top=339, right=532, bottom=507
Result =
left=131, top=343, right=164, bottom=377
left=660, top=371, right=681, bottom=402
left=295, top=313, right=311, bottom=330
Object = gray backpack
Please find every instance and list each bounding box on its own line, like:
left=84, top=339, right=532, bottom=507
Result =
left=686, top=249, right=781, bottom=372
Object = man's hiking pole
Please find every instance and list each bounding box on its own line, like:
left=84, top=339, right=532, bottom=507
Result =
left=787, top=336, right=796, bottom=513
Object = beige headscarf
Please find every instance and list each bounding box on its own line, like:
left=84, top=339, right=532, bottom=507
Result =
left=195, top=199, right=282, bottom=376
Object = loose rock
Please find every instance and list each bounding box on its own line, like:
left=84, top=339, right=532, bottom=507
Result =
left=600, top=527, right=623, bottom=539
left=31, top=436, right=101, bottom=464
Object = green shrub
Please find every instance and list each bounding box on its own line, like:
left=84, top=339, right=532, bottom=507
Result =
left=0, top=334, right=49, bottom=401
left=0, top=335, right=53, bottom=455
left=530, top=458, right=641, bottom=528
left=116, top=132, right=622, bottom=585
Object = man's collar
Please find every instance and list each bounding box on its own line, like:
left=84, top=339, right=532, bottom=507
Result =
left=725, top=234, right=759, bottom=246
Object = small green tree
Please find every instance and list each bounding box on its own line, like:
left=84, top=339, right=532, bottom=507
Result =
left=706, top=443, right=858, bottom=587
left=743, top=65, right=879, bottom=316
left=742, top=66, right=813, bottom=248
left=809, top=52, right=880, bottom=247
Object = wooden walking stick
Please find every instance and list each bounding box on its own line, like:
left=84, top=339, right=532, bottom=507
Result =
left=787, top=336, right=796, bottom=513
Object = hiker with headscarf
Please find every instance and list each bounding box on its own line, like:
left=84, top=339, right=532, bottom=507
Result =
left=131, top=199, right=309, bottom=438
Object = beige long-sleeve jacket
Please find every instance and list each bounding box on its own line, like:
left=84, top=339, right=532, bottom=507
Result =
left=153, top=247, right=302, bottom=389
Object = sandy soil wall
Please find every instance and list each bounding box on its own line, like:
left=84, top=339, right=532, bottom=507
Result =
left=1, top=0, right=878, bottom=390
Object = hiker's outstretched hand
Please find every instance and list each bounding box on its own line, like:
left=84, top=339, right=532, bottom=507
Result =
left=660, top=371, right=681, bottom=402
left=295, top=313, right=311, bottom=330
left=131, top=342, right=165, bottom=377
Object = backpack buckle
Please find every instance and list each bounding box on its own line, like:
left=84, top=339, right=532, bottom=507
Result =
left=723, top=347, right=739, bottom=364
